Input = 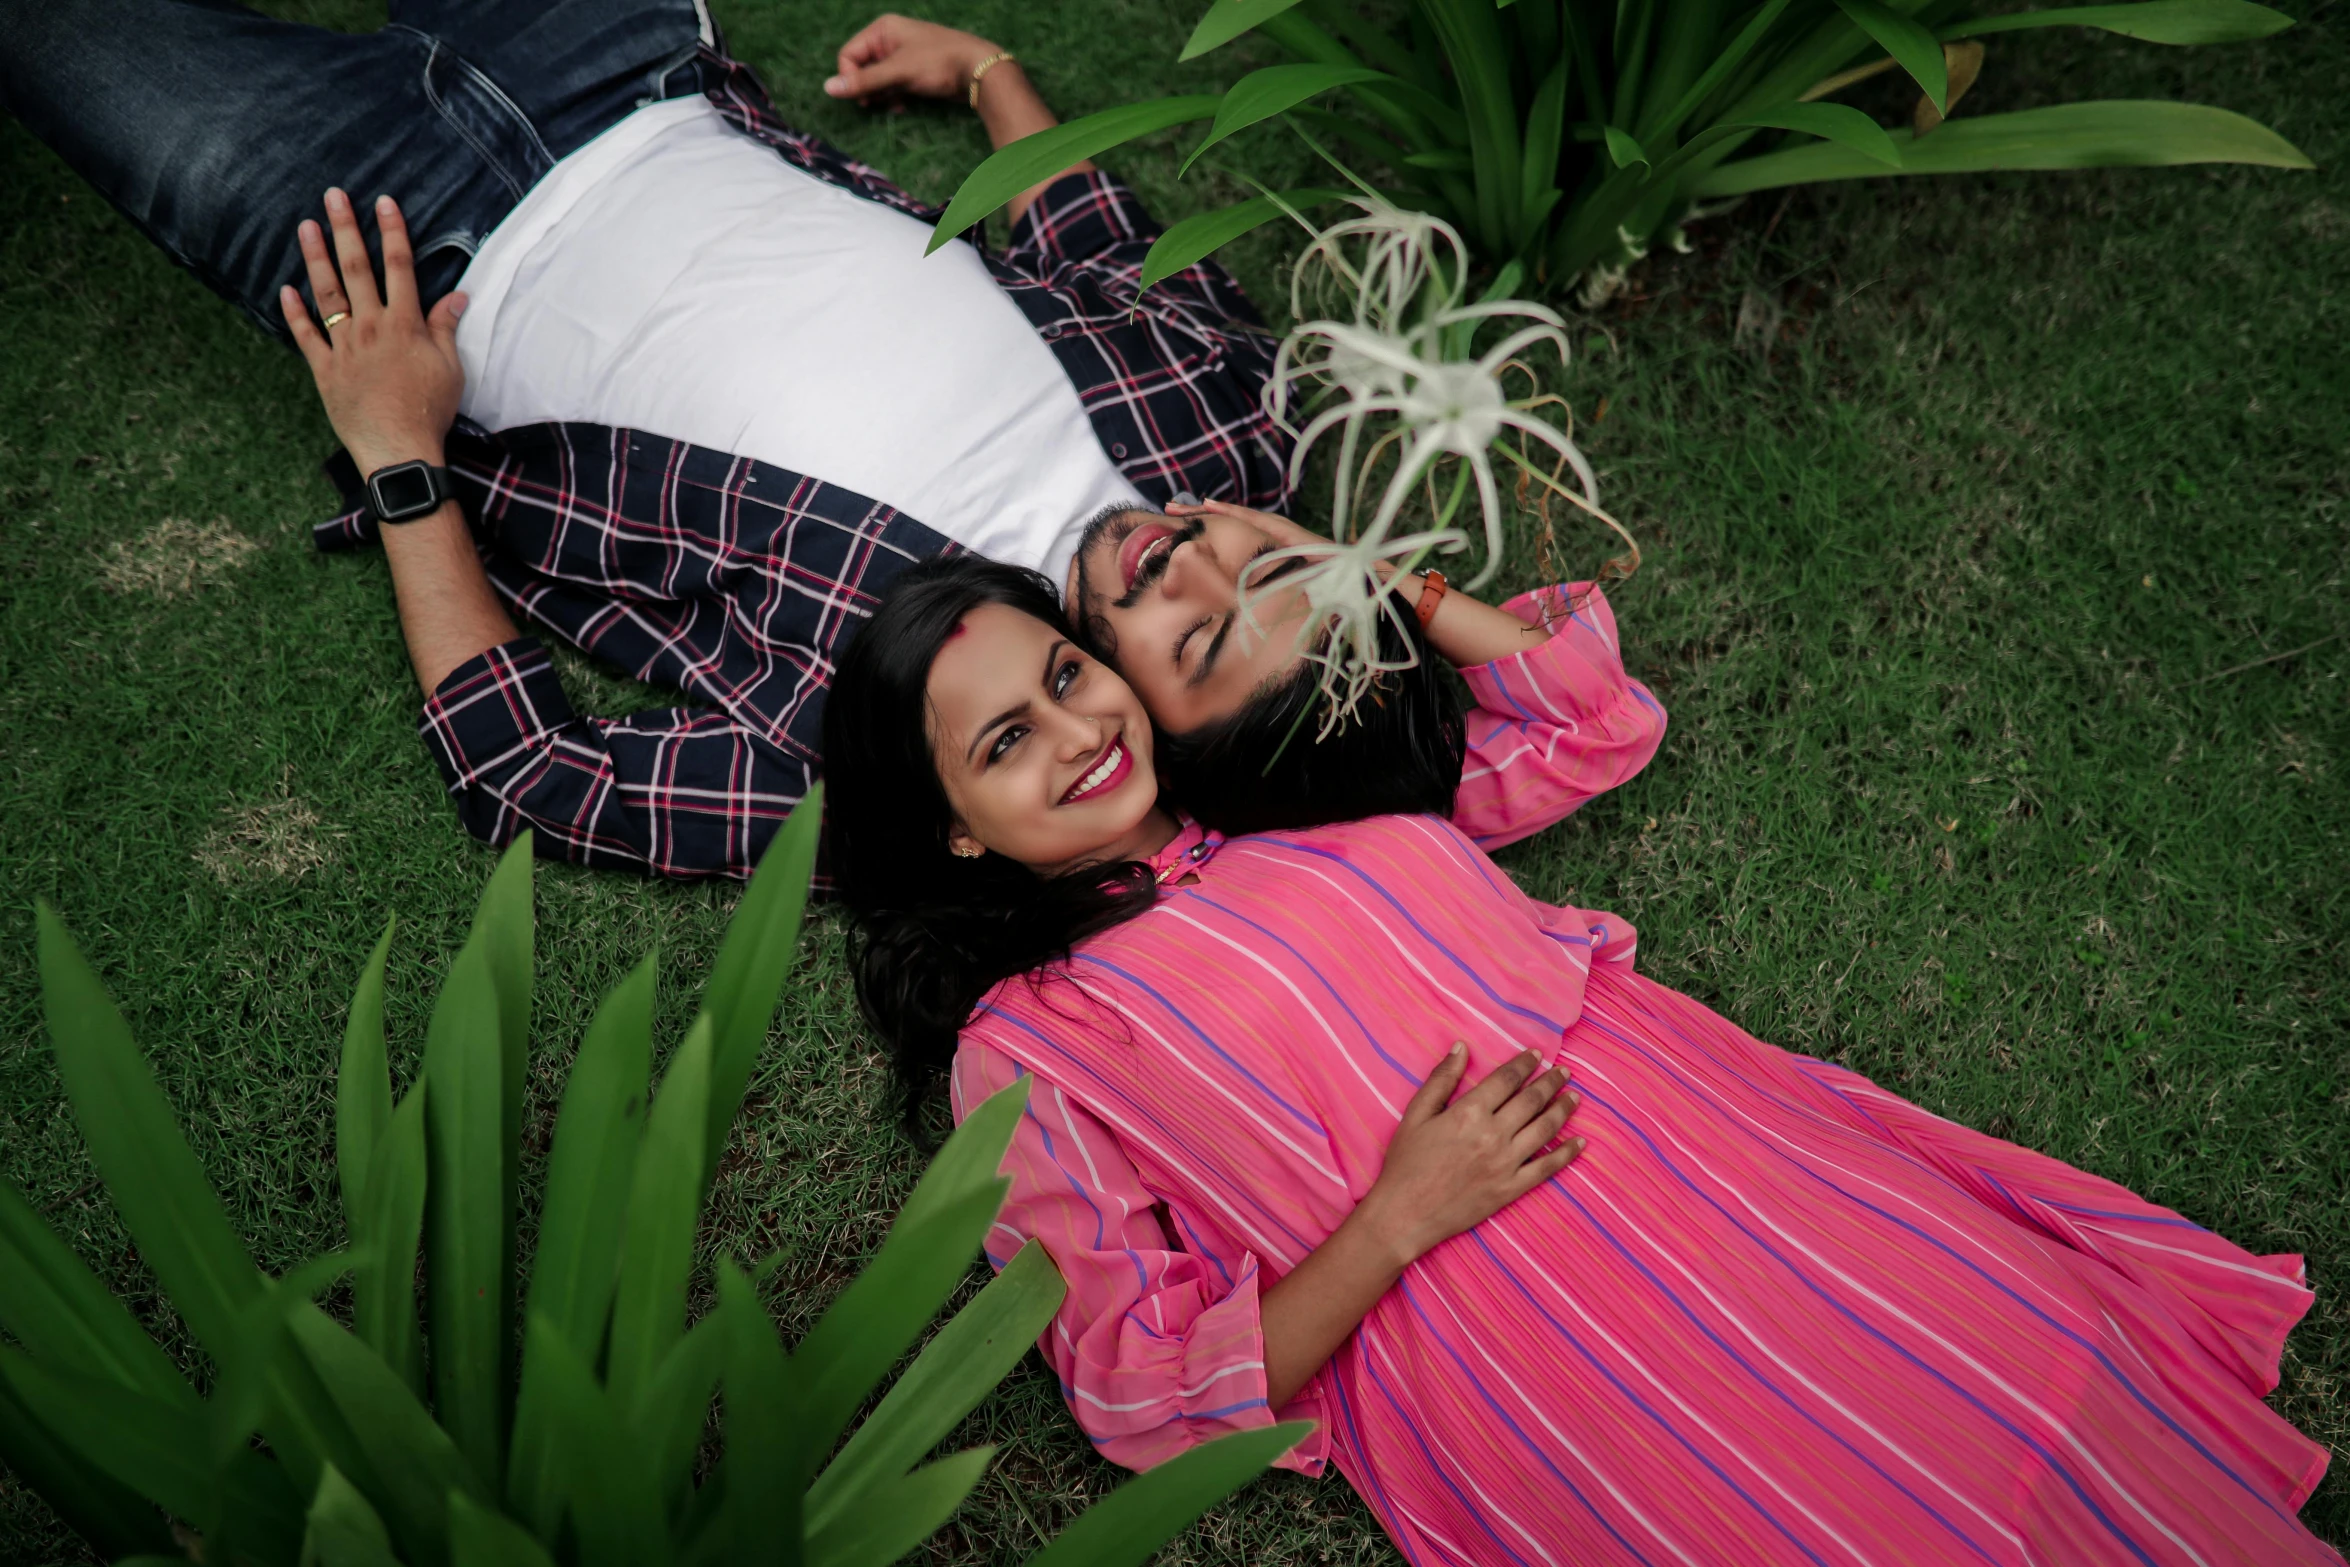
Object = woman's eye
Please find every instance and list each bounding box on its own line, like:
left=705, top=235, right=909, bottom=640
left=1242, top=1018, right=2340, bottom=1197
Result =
left=1053, top=659, right=1081, bottom=697
left=987, top=725, right=1027, bottom=764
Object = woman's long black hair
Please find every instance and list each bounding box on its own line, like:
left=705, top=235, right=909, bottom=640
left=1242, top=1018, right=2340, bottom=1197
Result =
left=823, top=556, right=1160, bottom=1134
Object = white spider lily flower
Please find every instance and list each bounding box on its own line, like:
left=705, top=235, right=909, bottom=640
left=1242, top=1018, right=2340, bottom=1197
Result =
left=1289, top=200, right=1470, bottom=331
left=1249, top=197, right=1630, bottom=735
left=1235, top=529, right=1469, bottom=740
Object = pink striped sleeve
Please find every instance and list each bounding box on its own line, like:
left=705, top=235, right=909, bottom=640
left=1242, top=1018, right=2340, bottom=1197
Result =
left=1451, top=581, right=1668, bottom=850
left=951, top=1041, right=1328, bottom=1475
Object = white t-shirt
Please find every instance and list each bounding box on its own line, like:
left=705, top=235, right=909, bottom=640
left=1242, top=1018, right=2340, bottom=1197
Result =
left=453, top=95, right=1144, bottom=586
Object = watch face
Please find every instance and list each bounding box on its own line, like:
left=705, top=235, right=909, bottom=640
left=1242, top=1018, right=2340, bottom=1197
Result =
left=372, top=464, right=439, bottom=519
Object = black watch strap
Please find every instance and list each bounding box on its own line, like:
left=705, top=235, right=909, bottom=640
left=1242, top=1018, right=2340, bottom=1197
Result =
left=364, top=459, right=453, bottom=525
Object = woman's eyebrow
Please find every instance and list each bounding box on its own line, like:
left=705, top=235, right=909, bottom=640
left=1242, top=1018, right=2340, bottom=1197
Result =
left=966, top=699, right=1028, bottom=763
left=963, top=640, right=1072, bottom=763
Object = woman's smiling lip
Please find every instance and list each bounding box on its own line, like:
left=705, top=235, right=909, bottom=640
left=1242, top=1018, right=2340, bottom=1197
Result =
left=1060, top=737, right=1134, bottom=804
left=1116, top=520, right=1183, bottom=593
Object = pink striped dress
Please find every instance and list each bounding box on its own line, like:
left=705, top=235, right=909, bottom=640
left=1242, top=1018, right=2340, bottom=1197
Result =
left=950, top=585, right=2337, bottom=1566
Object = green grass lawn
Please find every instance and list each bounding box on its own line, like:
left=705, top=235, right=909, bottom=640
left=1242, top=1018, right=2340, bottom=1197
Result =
left=3, top=0, right=2344, bottom=1559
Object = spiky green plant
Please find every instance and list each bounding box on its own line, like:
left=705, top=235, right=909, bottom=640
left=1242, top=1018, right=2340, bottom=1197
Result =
left=931, top=0, right=2309, bottom=294
left=0, top=790, right=1306, bottom=1565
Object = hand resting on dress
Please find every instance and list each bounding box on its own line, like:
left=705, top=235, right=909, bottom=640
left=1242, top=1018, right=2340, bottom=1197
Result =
left=1360, top=1046, right=1585, bottom=1267
left=1260, top=1047, right=1583, bottom=1405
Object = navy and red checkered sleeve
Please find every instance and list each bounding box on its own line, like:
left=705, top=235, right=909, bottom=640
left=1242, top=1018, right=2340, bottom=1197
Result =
left=420, top=638, right=811, bottom=881
left=1003, top=169, right=1263, bottom=328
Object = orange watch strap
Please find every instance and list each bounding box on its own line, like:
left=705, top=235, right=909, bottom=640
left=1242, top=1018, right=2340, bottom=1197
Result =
left=1414, top=568, right=1449, bottom=628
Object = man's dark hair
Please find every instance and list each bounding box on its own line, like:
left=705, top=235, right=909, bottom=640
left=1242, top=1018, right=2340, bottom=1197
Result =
left=1156, top=610, right=1466, bottom=836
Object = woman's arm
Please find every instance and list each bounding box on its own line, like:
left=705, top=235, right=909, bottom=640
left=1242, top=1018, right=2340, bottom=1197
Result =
left=957, top=1038, right=1583, bottom=1467
left=1168, top=498, right=1554, bottom=669
left=1259, top=1047, right=1582, bottom=1404
left=824, top=15, right=1093, bottom=226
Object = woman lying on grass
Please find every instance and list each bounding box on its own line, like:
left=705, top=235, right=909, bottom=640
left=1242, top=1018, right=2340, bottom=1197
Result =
left=822, top=545, right=2337, bottom=1567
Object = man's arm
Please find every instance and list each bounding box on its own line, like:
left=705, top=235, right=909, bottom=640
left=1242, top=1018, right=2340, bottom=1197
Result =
left=823, top=14, right=1092, bottom=227
left=281, top=188, right=517, bottom=693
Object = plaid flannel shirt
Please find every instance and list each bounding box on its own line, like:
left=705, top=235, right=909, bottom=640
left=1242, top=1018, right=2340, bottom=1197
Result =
left=317, top=39, right=1294, bottom=881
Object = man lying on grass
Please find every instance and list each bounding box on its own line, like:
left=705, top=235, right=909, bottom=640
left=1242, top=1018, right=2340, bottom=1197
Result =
left=6, top=0, right=1597, bottom=878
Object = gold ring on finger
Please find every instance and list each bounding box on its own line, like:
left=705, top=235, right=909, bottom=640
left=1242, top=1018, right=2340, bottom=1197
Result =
left=320, top=310, right=351, bottom=331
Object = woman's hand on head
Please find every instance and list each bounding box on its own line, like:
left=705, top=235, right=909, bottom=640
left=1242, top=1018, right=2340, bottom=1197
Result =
left=1166, top=498, right=1331, bottom=556
left=1356, top=1047, right=1584, bottom=1267
left=826, top=14, right=999, bottom=108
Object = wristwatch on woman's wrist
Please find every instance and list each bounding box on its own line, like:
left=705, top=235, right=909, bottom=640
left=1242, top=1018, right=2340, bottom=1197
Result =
left=365, top=459, right=452, bottom=524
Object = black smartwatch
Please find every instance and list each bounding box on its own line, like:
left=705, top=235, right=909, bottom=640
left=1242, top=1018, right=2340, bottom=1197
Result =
left=364, top=459, right=453, bottom=524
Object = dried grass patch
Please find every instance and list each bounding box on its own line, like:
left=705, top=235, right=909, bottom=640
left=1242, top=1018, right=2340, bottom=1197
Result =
left=194, top=789, right=338, bottom=884
left=99, top=515, right=260, bottom=599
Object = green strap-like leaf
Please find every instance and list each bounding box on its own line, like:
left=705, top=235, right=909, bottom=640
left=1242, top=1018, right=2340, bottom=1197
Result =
left=288, top=1304, right=491, bottom=1566
left=897, top=1076, right=1030, bottom=1235
left=1520, top=60, right=1571, bottom=220
left=449, top=1489, right=557, bottom=1567
left=1641, top=0, right=1796, bottom=143
left=931, top=99, right=1222, bottom=252
left=1692, top=99, right=2313, bottom=196
left=717, top=1262, right=805, bottom=1565
left=1180, top=0, right=1312, bottom=60
left=805, top=1449, right=993, bottom=1567
left=1833, top=0, right=1949, bottom=113
left=1022, top=1423, right=1316, bottom=1567
left=336, top=919, right=395, bottom=1232
left=0, top=1346, right=215, bottom=1524
left=638, top=1312, right=726, bottom=1520
left=507, top=950, right=656, bottom=1533
left=210, top=1448, right=311, bottom=1567
left=0, top=1365, right=175, bottom=1559
left=805, top=1239, right=1065, bottom=1532
left=36, top=905, right=262, bottom=1360
left=467, top=836, right=536, bottom=1134
left=0, top=1343, right=309, bottom=1562
left=0, top=1178, right=194, bottom=1407
left=301, top=1461, right=401, bottom=1567
left=1137, top=187, right=1354, bottom=292
left=605, top=1013, right=714, bottom=1410
left=423, top=932, right=512, bottom=1489
left=470, top=838, right=535, bottom=1457
left=531, top=950, right=656, bottom=1350
left=789, top=1186, right=1006, bottom=1462
left=1943, top=0, right=2292, bottom=42
left=518, top=1316, right=668, bottom=1567
left=1180, top=64, right=1388, bottom=177
left=1732, top=101, right=1902, bottom=167
left=696, top=786, right=820, bottom=1180
left=355, top=1083, right=428, bottom=1398
left=1603, top=125, right=1651, bottom=173
left=208, top=1253, right=357, bottom=1468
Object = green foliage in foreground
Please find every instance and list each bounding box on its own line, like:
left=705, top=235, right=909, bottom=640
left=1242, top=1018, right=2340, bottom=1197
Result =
left=934, top=0, right=2310, bottom=287
left=0, top=796, right=1305, bottom=1565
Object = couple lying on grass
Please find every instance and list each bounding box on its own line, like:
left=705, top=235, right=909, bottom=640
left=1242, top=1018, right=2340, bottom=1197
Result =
left=8, top=0, right=2337, bottom=1560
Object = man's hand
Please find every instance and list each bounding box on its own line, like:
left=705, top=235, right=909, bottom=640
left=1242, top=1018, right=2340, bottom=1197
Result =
left=279, top=190, right=465, bottom=475
left=825, top=14, right=1091, bottom=223
left=824, top=14, right=998, bottom=108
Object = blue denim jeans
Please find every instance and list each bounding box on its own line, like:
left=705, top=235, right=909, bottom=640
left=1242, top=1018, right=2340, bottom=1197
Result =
left=0, top=0, right=716, bottom=340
